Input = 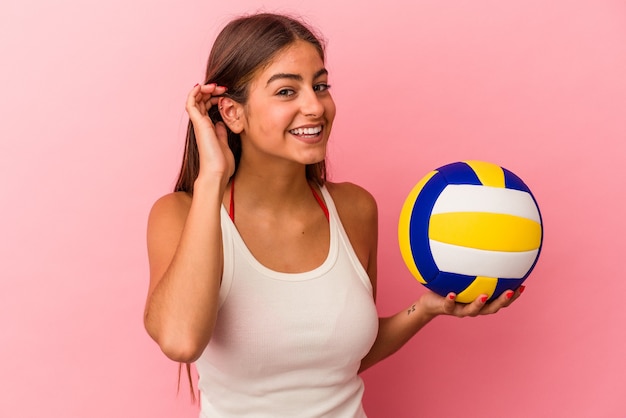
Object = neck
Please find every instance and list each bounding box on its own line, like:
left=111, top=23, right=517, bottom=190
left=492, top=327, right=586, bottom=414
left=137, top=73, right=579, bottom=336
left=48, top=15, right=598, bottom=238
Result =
left=236, top=147, right=319, bottom=188
left=229, top=161, right=316, bottom=214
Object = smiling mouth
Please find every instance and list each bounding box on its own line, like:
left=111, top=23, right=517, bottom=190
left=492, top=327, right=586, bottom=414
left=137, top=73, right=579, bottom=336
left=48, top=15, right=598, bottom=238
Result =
left=289, top=126, right=322, bottom=137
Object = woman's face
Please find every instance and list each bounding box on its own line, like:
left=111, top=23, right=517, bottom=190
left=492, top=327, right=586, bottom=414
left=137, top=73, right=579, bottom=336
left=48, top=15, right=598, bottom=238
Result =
left=238, top=40, right=336, bottom=169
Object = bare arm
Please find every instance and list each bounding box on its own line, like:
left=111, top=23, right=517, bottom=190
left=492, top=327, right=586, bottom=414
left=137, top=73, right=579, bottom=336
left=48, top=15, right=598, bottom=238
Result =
left=143, top=83, right=233, bottom=363
left=144, top=181, right=224, bottom=363
left=359, top=289, right=522, bottom=372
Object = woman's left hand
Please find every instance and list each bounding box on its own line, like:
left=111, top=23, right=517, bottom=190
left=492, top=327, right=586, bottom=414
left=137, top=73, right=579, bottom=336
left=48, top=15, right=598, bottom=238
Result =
left=418, top=286, right=525, bottom=319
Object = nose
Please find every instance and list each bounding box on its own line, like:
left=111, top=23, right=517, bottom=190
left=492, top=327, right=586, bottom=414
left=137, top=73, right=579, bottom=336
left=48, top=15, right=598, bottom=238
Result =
left=301, top=88, right=324, bottom=118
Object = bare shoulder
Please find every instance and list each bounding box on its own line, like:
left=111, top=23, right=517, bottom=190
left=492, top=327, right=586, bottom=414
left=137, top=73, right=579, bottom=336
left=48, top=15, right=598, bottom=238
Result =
left=149, top=192, right=192, bottom=222
left=146, top=192, right=193, bottom=286
left=148, top=191, right=192, bottom=225
left=147, top=192, right=193, bottom=249
left=325, top=181, right=378, bottom=225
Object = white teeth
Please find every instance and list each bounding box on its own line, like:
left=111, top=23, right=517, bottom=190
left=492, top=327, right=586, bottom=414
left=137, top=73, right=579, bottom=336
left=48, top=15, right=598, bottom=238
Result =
left=290, top=126, right=322, bottom=136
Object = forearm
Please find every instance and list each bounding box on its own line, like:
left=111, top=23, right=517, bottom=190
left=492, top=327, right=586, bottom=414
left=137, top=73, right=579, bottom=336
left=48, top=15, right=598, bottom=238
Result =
left=359, top=299, right=437, bottom=373
left=145, top=179, right=224, bottom=362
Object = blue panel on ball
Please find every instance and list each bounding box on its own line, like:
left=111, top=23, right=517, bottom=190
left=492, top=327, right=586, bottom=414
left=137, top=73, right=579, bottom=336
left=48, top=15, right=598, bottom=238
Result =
left=408, top=173, right=448, bottom=282
left=436, top=161, right=482, bottom=185
left=492, top=277, right=527, bottom=301
left=426, top=272, right=477, bottom=296
left=503, top=167, right=530, bottom=192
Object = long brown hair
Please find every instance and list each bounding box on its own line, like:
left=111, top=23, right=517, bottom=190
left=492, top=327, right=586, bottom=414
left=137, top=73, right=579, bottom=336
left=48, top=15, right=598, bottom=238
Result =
left=174, top=13, right=328, bottom=194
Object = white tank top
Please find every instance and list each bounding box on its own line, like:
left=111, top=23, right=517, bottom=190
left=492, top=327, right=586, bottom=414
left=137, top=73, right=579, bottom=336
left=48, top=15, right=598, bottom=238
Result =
left=196, top=185, right=379, bottom=418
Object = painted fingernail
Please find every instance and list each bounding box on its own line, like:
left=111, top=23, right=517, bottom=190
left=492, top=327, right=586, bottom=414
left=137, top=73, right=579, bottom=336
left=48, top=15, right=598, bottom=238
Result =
left=194, top=83, right=199, bottom=87
left=519, top=285, right=526, bottom=295
left=448, top=294, right=456, bottom=300
left=480, top=296, right=488, bottom=303
left=505, top=291, right=514, bottom=300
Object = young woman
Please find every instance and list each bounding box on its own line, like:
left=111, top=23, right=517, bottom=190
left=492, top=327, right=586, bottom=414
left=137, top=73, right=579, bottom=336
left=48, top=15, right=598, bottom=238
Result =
left=143, top=13, right=522, bottom=417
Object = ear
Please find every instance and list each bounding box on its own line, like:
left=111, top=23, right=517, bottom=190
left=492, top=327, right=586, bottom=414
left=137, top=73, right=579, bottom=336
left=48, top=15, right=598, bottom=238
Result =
left=218, top=97, right=244, bottom=134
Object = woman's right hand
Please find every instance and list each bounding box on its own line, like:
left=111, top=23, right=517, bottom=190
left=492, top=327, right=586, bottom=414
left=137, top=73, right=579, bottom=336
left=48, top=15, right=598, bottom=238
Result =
left=185, top=83, right=235, bottom=188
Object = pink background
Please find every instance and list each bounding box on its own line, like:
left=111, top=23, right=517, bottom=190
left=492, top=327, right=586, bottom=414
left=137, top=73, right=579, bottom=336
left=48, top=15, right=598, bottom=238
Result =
left=1, top=0, right=625, bottom=417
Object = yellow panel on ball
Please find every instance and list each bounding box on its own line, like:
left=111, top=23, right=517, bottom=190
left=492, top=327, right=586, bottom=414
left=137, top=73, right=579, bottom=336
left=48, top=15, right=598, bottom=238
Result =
left=465, top=160, right=505, bottom=188
left=456, top=276, right=499, bottom=303
left=429, top=212, right=542, bottom=252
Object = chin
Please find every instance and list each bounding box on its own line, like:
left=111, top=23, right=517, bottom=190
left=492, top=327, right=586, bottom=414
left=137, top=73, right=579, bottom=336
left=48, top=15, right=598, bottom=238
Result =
left=300, top=150, right=327, bottom=165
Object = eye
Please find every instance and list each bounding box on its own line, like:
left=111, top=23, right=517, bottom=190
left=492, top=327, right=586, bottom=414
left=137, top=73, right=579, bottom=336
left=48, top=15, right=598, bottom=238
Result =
left=277, top=88, right=295, bottom=97
left=314, top=83, right=331, bottom=93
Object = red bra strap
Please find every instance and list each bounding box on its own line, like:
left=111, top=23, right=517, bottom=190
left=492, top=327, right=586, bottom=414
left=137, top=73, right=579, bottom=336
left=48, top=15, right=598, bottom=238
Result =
left=229, top=178, right=235, bottom=221
left=228, top=178, right=329, bottom=222
left=309, top=184, right=329, bottom=221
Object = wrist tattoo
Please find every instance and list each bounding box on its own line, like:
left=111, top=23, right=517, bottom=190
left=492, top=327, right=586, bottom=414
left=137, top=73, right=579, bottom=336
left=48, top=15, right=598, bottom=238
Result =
left=407, top=304, right=416, bottom=315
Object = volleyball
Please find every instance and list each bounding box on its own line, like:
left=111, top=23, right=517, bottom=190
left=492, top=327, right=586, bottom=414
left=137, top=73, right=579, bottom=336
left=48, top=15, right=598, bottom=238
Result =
left=398, top=160, right=543, bottom=303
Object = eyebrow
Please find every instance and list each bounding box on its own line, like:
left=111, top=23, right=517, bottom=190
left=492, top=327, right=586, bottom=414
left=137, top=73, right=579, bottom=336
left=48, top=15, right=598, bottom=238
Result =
left=266, top=68, right=328, bottom=86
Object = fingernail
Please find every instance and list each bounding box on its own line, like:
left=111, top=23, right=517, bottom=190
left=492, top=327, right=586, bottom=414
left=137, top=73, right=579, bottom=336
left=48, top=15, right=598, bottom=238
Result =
left=448, top=294, right=456, bottom=300
left=480, top=296, right=488, bottom=303
left=519, top=285, right=526, bottom=295
left=194, top=83, right=199, bottom=87
left=505, top=291, right=514, bottom=300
